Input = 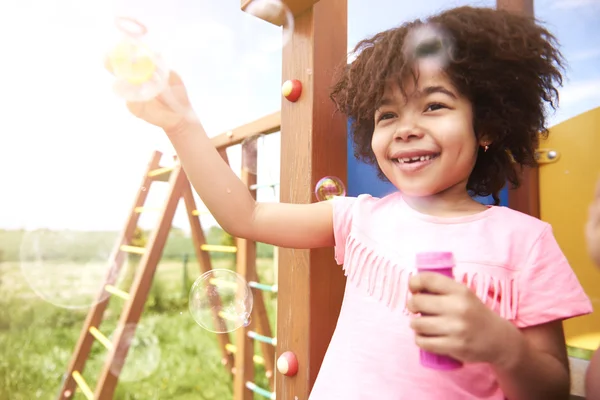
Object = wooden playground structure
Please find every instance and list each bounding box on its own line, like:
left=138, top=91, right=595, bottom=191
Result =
left=56, top=0, right=598, bottom=398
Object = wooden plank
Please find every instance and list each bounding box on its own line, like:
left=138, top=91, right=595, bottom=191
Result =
left=496, top=0, right=539, bottom=218
left=277, top=0, right=348, bottom=397
left=57, top=151, right=163, bottom=400
left=94, top=164, right=188, bottom=399
left=233, top=149, right=258, bottom=400
left=212, top=111, right=281, bottom=151
left=241, top=0, right=319, bottom=26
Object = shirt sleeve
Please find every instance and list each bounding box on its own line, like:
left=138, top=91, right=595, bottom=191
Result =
left=331, top=196, right=357, bottom=265
left=515, top=224, right=593, bottom=328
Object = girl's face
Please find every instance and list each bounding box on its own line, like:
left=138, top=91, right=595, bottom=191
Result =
left=372, top=68, right=482, bottom=198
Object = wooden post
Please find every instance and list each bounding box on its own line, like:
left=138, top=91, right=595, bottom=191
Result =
left=277, top=0, right=348, bottom=398
left=496, top=0, right=539, bottom=218
left=233, top=148, right=258, bottom=400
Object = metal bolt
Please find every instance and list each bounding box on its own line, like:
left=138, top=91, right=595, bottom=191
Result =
left=547, top=150, right=557, bottom=160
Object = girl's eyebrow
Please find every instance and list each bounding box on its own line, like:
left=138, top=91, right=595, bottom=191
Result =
left=419, top=85, right=457, bottom=99
left=378, top=85, right=457, bottom=107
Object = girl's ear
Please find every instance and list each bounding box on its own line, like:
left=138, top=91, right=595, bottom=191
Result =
left=478, top=136, right=492, bottom=148
left=478, top=135, right=492, bottom=153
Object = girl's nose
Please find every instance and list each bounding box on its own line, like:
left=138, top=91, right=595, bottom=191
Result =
left=393, top=123, right=425, bottom=141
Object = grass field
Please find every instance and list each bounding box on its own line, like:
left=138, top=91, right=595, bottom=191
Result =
left=0, top=256, right=277, bottom=400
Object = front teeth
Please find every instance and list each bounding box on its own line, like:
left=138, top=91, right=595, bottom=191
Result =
left=396, top=154, right=436, bottom=163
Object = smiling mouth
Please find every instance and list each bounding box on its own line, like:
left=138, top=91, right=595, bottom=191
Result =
left=393, top=153, right=440, bottom=164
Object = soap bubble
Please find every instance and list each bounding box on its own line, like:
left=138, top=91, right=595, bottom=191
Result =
left=189, top=269, right=253, bottom=333
left=315, top=176, right=346, bottom=201
left=403, top=23, right=454, bottom=73
left=108, top=323, right=161, bottom=382
left=244, top=0, right=295, bottom=53
left=106, top=16, right=169, bottom=102
left=242, top=134, right=266, bottom=175
left=19, top=229, right=120, bottom=309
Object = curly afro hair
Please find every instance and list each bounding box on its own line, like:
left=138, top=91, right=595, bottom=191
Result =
left=330, top=6, right=565, bottom=204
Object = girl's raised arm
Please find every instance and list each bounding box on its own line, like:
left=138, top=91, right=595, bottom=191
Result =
left=169, top=121, right=335, bottom=249
left=123, top=72, right=335, bottom=250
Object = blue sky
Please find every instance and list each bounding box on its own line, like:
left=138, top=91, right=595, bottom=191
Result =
left=1, top=0, right=598, bottom=232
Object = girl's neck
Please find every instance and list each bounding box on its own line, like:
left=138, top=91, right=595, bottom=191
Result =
left=402, top=187, right=489, bottom=218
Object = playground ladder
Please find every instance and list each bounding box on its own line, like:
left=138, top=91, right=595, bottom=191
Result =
left=56, top=150, right=276, bottom=400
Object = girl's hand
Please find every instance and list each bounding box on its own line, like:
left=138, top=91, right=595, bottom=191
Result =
left=106, top=58, right=196, bottom=136
left=586, top=178, right=600, bottom=266
left=407, top=272, right=515, bottom=366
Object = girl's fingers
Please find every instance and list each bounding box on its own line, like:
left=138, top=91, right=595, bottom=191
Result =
left=410, top=315, right=455, bottom=336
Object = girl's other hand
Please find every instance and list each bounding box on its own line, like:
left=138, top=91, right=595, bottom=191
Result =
left=407, top=272, right=515, bottom=366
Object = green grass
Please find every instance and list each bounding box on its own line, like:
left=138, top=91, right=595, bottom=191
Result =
left=0, top=257, right=277, bottom=400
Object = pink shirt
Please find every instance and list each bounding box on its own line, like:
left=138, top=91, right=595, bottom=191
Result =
left=309, top=192, right=593, bottom=400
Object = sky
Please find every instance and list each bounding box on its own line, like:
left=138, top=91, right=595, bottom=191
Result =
left=1, top=0, right=599, bottom=234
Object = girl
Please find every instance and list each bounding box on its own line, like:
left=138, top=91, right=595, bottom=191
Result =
left=119, top=6, right=592, bottom=400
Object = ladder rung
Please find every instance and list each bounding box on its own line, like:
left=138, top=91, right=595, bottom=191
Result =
left=225, top=343, right=236, bottom=353
left=89, top=326, right=113, bottom=350
left=209, top=278, right=238, bottom=290
left=218, top=310, right=244, bottom=322
left=225, top=344, right=265, bottom=365
left=246, top=381, right=275, bottom=399
left=249, top=182, right=280, bottom=190
left=134, top=206, right=163, bottom=213
left=191, top=209, right=211, bottom=216
left=105, top=284, right=131, bottom=300
left=147, top=166, right=173, bottom=182
left=201, top=244, right=237, bottom=253
left=120, top=245, right=146, bottom=255
left=248, top=281, right=278, bottom=293
left=248, top=331, right=277, bottom=346
left=210, top=279, right=278, bottom=293
left=71, top=371, right=94, bottom=400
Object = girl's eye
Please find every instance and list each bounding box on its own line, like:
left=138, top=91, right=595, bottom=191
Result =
left=425, top=103, right=446, bottom=112
left=377, top=112, right=395, bottom=122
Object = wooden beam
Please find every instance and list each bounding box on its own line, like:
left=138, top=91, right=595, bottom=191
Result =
left=496, top=0, right=534, bottom=15
left=241, top=0, right=319, bottom=26
left=496, top=0, right=539, bottom=218
left=211, top=111, right=280, bottom=151
left=277, top=0, right=347, bottom=398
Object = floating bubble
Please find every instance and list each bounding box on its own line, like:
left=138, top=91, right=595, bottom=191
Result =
left=106, top=17, right=169, bottom=102
left=315, top=176, right=346, bottom=201
left=244, top=0, right=295, bottom=53
left=242, top=134, right=266, bottom=175
left=19, top=229, right=119, bottom=309
left=108, top=323, right=161, bottom=382
left=189, top=269, right=253, bottom=333
left=403, top=23, right=454, bottom=73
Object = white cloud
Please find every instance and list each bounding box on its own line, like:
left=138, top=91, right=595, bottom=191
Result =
left=551, top=0, right=600, bottom=9
left=570, top=48, right=600, bottom=62
left=559, top=78, right=600, bottom=106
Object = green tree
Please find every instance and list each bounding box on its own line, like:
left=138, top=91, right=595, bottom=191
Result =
left=220, top=231, right=235, bottom=247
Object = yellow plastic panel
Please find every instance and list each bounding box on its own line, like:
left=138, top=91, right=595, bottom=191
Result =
left=539, top=107, right=600, bottom=351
